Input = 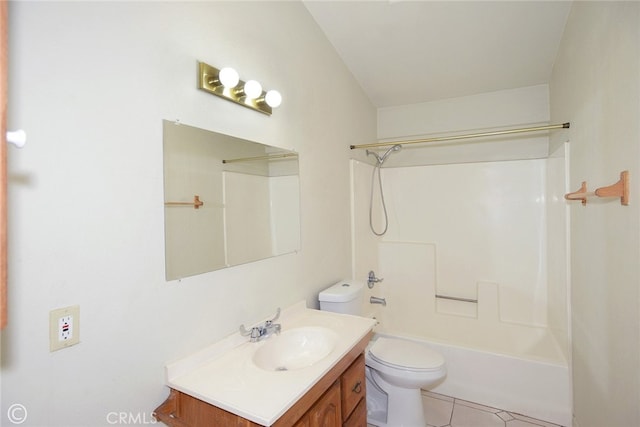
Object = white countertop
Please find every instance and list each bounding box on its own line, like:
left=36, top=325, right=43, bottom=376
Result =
left=165, top=301, right=376, bottom=426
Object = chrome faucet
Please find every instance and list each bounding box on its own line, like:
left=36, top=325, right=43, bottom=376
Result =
left=370, top=296, right=387, bottom=306
left=239, top=308, right=282, bottom=343
left=367, top=270, right=384, bottom=288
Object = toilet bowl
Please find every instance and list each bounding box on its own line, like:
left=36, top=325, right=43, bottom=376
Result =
left=365, top=336, right=446, bottom=426
left=318, top=280, right=447, bottom=427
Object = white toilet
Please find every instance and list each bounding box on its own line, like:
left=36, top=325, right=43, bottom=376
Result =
left=319, top=280, right=446, bottom=427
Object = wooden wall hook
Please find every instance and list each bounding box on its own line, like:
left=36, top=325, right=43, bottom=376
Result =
left=595, top=170, right=629, bottom=205
left=564, top=181, right=592, bottom=205
left=565, top=171, right=629, bottom=206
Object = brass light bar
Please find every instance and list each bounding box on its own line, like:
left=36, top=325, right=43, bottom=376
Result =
left=350, top=122, right=570, bottom=150
left=198, top=62, right=273, bottom=116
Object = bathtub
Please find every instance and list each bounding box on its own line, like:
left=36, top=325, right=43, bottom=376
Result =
left=362, top=283, right=572, bottom=426
left=362, top=241, right=572, bottom=426
left=352, top=158, right=572, bottom=425
left=371, top=329, right=571, bottom=427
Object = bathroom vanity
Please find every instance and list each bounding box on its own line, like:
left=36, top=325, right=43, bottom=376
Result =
left=154, top=302, right=375, bottom=427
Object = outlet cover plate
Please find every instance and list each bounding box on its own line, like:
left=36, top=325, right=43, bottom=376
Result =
left=49, top=305, right=80, bottom=352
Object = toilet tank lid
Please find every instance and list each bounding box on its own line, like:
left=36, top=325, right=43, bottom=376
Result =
left=318, top=280, right=364, bottom=303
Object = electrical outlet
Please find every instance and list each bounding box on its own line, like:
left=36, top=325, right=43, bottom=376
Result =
left=58, top=314, right=73, bottom=341
left=50, top=305, right=80, bottom=352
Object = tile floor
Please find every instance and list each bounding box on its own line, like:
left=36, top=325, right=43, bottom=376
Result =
left=368, top=391, right=565, bottom=427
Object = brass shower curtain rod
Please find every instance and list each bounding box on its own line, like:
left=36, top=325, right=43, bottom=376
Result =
left=350, top=122, right=570, bottom=150
left=222, top=153, right=298, bottom=164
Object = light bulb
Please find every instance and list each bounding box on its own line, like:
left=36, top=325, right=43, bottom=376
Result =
left=244, top=80, right=262, bottom=99
left=218, top=67, right=239, bottom=88
left=265, top=90, right=282, bottom=108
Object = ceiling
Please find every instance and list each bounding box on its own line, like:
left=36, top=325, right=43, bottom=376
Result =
left=303, top=1, right=572, bottom=108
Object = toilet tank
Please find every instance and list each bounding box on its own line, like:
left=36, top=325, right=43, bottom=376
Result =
left=318, top=280, right=364, bottom=316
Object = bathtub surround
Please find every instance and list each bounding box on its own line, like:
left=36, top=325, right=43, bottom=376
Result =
left=350, top=233, right=571, bottom=424
left=352, top=84, right=571, bottom=425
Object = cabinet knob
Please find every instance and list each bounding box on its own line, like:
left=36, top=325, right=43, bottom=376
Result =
left=6, top=130, right=26, bottom=148
left=352, top=381, right=362, bottom=394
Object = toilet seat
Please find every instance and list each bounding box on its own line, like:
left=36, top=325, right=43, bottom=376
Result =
left=368, top=337, right=444, bottom=372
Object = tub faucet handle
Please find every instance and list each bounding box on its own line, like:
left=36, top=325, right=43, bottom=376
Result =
left=368, top=270, right=383, bottom=288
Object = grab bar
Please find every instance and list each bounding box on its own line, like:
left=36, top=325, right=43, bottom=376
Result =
left=435, top=294, right=478, bottom=304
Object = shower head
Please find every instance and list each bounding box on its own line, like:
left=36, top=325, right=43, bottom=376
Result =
left=367, top=144, right=402, bottom=165
left=380, top=144, right=402, bottom=163
left=366, top=149, right=382, bottom=164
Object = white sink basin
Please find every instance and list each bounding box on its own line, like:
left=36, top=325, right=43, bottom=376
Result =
left=252, top=326, right=338, bottom=371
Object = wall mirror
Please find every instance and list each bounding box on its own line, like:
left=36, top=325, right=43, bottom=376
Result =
left=163, top=120, right=300, bottom=280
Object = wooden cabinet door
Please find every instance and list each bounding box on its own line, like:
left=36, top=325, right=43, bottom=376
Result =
left=292, top=414, right=310, bottom=427
left=341, top=354, right=366, bottom=420
left=308, top=380, right=341, bottom=427
left=343, top=398, right=367, bottom=427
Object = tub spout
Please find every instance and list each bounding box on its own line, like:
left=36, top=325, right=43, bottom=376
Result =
left=370, top=296, right=386, bottom=306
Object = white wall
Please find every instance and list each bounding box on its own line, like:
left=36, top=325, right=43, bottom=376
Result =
left=550, top=3, right=640, bottom=426
left=377, top=85, right=551, bottom=140
left=2, top=2, right=376, bottom=426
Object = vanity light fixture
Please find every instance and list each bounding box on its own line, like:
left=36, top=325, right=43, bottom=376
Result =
left=263, top=90, right=282, bottom=108
left=198, top=61, right=282, bottom=116
left=218, top=67, right=239, bottom=88
left=243, top=80, right=263, bottom=99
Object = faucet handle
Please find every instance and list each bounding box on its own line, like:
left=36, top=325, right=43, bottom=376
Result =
left=239, top=324, right=252, bottom=336
left=266, top=308, right=281, bottom=325
left=240, top=325, right=263, bottom=342
left=250, top=327, right=262, bottom=341
left=240, top=308, right=280, bottom=340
